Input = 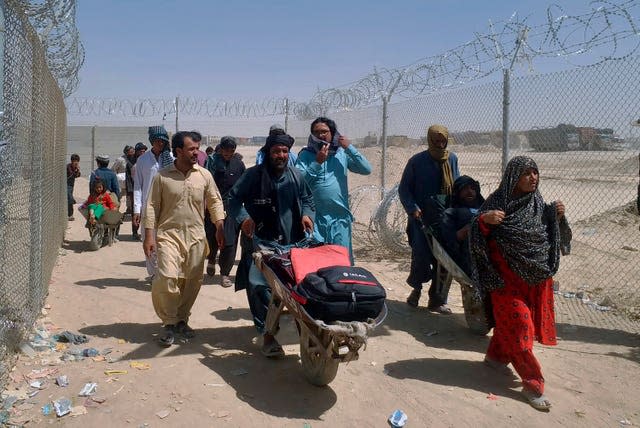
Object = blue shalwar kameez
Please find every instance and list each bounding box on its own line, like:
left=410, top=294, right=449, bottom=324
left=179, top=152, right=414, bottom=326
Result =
left=295, top=144, right=371, bottom=263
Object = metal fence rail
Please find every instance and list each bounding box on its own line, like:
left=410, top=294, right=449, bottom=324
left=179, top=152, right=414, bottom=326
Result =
left=0, top=0, right=67, bottom=388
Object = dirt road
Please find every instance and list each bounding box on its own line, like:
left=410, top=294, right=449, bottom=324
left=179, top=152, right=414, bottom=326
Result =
left=2, top=176, right=639, bottom=427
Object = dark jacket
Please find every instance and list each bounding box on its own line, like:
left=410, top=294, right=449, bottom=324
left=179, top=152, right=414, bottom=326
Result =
left=206, top=153, right=246, bottom=201
left=228, top=163, right=316, bottom=292
left=398, top=151, right=460, bottom=215
left=125, top=156, right=136, bottom=192
left=440, top=176, right=484, bottom=275
left=227, top=163, right=315, bottom=244
left=67, top=163, right=80, bottom=188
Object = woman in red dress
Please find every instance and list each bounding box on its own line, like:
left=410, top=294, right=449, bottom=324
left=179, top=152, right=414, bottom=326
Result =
left=470, top=156, right=572, bottom=411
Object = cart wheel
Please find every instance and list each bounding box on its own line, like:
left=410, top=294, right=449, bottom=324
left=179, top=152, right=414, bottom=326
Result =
left=89, top=227, right=103, bottom=251
left=460, top=283, right=491, bottom=336
left=299, top=323, right=339, bottom=387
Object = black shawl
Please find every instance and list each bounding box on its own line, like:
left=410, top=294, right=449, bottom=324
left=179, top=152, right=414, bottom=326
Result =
left=469, top=156, right=572, bottom=292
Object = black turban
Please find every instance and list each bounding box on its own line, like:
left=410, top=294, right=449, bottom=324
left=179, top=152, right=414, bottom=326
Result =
left=264, top=134, right=294, bottom=151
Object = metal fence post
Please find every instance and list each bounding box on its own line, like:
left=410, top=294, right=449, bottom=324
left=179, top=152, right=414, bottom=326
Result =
left=380, top=96, right=389, bottom=200
left=502, top=69, right=510, bottom=173
left=90, top=125, right=96, bottom=170
left=175, top=95, right=179, bottom=133
left=284, top=97, right=289, bottom=132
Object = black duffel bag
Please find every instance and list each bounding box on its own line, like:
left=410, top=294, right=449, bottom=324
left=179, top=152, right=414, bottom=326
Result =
left=293, top=266, right=386, bottom=322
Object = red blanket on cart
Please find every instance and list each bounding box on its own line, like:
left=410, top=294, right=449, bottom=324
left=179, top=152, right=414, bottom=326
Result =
left=290, top=245, right=351, bottom=284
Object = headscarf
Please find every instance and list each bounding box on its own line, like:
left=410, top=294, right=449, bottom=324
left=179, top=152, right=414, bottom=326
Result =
left=264, top=133, right=294, bottom=152
left=269, top=123, right=284, bottom=133
left=451, top=175, right=484, bottom=208
left=148, top=126, right=173, bottom=168
left=303, top=131, right=341, bottom=155
left=469, top=156, right=572, bottom=292
left=427, top=124, right=454, bottom=195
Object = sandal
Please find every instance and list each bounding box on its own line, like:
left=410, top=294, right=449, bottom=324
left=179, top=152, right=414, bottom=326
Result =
left=521, top=388, right=552, bottom=411
left=220, top=275, right=233, bottom=288
left=158, top=325, right=176, bottom=347
left=261, top=339, right=285, bottom=358
left=483, top=357, right=514, bottom=376
left=428, top=304, right=452, bottom=315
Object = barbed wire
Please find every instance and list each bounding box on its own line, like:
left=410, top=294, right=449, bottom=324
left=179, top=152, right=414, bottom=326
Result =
left=65, top=96, right=290, bottom=118
left=19, top=0, right=85, bottom=97
left=296, top=0, right=640, bottom=118
left=64, top=0, right=640, bottom=119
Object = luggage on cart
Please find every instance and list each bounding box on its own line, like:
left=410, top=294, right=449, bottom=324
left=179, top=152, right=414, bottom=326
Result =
left=254, top=239, right=388, bottom=386
left=294, top=266, right=386, bottom=322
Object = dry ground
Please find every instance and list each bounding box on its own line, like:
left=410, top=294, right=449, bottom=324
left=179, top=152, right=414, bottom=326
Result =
left=1, top=170, right=639, bottom=427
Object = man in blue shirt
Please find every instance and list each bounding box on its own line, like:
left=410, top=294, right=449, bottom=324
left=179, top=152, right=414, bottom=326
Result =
left=296, top=117, right=371, bottom=263
left=90, top=154, right=121, bottom=201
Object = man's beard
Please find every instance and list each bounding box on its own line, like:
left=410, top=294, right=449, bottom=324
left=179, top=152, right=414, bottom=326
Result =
left=269, top=157, right=287, bottom=173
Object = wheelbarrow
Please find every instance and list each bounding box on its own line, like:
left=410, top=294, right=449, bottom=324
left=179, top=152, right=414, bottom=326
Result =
left=253, top=250, right=387, bottom=387
left=79, top=208, right=123, bottom=251
left=419, top=218, right=491, bottom=335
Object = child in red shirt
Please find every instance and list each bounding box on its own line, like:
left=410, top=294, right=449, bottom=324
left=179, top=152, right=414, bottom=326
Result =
left=80, top=179, right=116, bottom=225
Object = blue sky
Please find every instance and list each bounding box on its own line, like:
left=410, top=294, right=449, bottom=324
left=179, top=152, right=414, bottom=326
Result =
left=74, top=0, right=610, bottom=101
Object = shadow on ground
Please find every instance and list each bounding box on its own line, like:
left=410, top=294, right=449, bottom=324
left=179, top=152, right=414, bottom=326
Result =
left=75, top=277, right=151, bottom=291
left=199, top=353, right=337, bottom=419
left=384, top=357, right=523, bottom=402
left=373, top=299, right=490, bottom=354
left=379, top=300, right=640, bottom=362
left=211, top=307, right=253, bottom=322
left=79, top=321, right=337, bottom=419
left=79, top=319, right=301, bottom=361
left=62, top=239, right=89, bottom=253
left=120, top=260, right=146, bottom=268
left=556, top=323, right=640, bottom=363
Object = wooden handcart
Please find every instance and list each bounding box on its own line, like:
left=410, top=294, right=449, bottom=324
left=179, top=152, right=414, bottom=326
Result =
left=254, top=251, right=387, bottom=386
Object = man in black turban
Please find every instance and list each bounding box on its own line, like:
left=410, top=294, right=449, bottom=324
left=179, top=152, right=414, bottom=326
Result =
left=227, top=132, right=315, bottom=358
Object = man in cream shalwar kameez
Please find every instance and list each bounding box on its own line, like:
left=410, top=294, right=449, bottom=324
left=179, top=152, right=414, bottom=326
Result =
left=143, top=131, right=225, bottom=346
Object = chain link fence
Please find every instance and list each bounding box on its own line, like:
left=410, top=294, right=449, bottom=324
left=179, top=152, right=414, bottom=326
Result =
left=0, top=0, right=67, bottom=388
left=67, top=126, right=148, bottom=174
left=63, top=57, right=640, bottom=320
left=287, top=56, right=640, bottom=317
